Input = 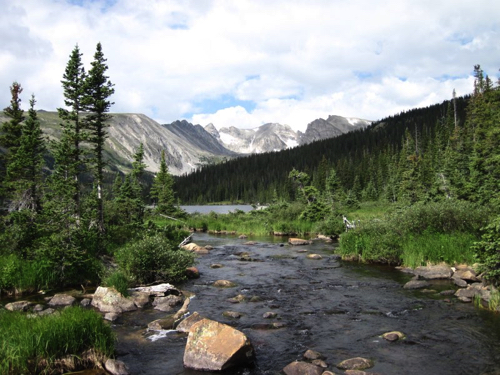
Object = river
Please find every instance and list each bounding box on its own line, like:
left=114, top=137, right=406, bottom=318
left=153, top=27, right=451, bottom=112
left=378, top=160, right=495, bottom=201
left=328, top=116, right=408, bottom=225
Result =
left=180, top=205, right=256, bottom=214
left=113, top=233, right=500, bottom=375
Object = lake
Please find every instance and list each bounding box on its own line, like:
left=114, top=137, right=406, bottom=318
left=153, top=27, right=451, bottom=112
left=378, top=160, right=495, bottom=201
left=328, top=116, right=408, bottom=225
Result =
left=181, top=204, right=256, bottom=214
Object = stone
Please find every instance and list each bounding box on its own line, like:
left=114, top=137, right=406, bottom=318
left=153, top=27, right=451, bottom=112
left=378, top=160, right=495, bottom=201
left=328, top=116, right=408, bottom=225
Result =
left=453, top=277, right=468, bottom=288
left=148, top=316, right=176, bottom=330
left=91, top=286, right=137, bottom=314
left=439, top=290, right=456, bottom=296
left=183, top=318, right=254, bottom=371
left=337, top=357, right=374, bottom=371
left=239, top=234, right=248, bottom=239
left=458, top=296, right=472, bottom=303
left=283, top=361, right=323, bottom=375
left=311, top=359, right=327, bottom=368
left=382, top=331, right=405, bottom=342
left=129, top=283, right=179, bottom=297
left=414, top=264, right=452, bottom=279
left=288, top=238, right=312, bottom=246
left=307, top=254, right=323, bottom=260
left=322, top=372, right=336, bottom=375
left=80, top=298, right=91, bottom=307
left=249, top=295, right=262, bottom=302
left=105, top=359, right=130, bottom=375
left=153, top=295, right=184, bottom=312
left=403, top=279, right=431, bottom=289
left=48, top=293, right=76, bottom=306
left=104, top=312, right=120, bottom=321
left=186, top=267, right=200, bottom=279
left=33, top=304, right=44, bottom=312
left=223, top=311, right=242, bottom=319
left=455, top=283, right=490, bottom=301
left=129, top=291, right=150, bottom=308
left=228, top=294, right=246, bottom=303
left=303, top=349, right=324, bottom=360
left=5, top=301, right=32, bottom=311
left=453, top=268, right=478, bottom=282
left=205, top=245, right=214, bottom=250
left=420, top=289, right=437, bottom=294
left=296, top=249, right=308, bottom=253
left=182, top=243, right=206, bottom=252
left=345, top=371, right=381, bottom=375
left=244, top=241, right=257, bottom=245
left=211, top=263, right=224, bottom=268
left=213, top=280, right=236, bottom=288
left=263, top=311, right=278, bottom=319
left=177, top=312, right=204, bottom=333
left=38, top=308, right=56, bottom=316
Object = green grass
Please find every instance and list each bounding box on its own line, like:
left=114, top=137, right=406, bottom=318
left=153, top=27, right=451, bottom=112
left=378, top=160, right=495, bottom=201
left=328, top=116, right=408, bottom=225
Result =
left=0, top=307, right=115, bottom=374
left=338, top=200, right=488, bottom=267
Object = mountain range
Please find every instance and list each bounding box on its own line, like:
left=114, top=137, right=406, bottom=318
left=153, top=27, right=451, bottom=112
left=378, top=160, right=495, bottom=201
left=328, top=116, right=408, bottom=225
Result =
left=0, top=111, right=370, bottom=175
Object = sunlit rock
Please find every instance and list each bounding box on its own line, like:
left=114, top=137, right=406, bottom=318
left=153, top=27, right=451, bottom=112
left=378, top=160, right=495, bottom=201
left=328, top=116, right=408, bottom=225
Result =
left=48, top=293, right=76, bottom=306
left=283, top=361, right=323, bottom=375
left=91, top=286, right=137, bottom=313
left=337, top=357, right=374, bottom=371
left=414, top=264, right=452, bottom=279
left=183, top=318, right=254, bottom=371
left=288, top=238, right=312, bottom=246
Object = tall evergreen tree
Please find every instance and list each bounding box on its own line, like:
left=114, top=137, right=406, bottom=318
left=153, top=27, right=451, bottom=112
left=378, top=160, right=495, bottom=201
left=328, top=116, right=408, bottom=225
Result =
left=6, top=95, right=46, bottom=212
left=1, top=82, right=25, bottom=153
left=57, top=44, right=87, bottom=218
left=83, top=42, right=115, bottom=232
left=150, top=150, right=175, bottom=214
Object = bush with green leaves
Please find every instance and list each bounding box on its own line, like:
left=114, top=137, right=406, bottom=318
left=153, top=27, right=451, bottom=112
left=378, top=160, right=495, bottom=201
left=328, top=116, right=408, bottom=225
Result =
left=116, top=233, right=194, bottom=285
left=312, top=213, right=345, bottom=236
left=473, top=216, right=500, bottom=285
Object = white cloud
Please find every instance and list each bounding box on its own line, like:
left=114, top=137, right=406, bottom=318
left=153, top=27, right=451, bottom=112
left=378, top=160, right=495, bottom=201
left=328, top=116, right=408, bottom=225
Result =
left=0, top=0, right=498, bottom=131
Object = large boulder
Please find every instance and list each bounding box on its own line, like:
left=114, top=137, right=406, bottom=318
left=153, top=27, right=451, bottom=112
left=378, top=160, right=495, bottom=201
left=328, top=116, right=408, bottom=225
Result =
left=129, top=283, right=179, bottom=297
left=177, top=311, right=204, bottom=333
left=91, top=287, right=137, bottom=313
left=152, top=295, right=184, bottom=312
left=105, top=359, right=130, bottom=375
left=183, top=318, right=254, bottom=371
left=283, top=361, right=323, bottom=375
left=414, top=264, right=452, bottom=279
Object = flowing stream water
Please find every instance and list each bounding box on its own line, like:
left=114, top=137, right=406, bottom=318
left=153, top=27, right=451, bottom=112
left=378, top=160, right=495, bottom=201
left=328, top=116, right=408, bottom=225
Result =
left=113, top=233, right=500, bottom=375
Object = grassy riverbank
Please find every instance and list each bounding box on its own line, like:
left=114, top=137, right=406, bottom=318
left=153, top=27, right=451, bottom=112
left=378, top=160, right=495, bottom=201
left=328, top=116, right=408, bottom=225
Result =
left=0, top=307, right=114, bottom=374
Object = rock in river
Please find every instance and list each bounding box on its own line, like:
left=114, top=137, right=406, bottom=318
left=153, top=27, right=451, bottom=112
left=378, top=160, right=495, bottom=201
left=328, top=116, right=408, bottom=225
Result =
left=213, top=280, right=236, bottom=288
left=283, top=361, right=323, bottom=375
left=403, top=279, right=431, bottom=289
left=414, top=264, right=452, bottom=279
left=177, top=312, right=204, bottom=333
left=288, top=238, right=312, bottom=246
left=91, top=286, right=137, bottom=313
left=337, top=357, right=374, bottom=371
left=48, top=293, right=76, bottom=306
left=183, top=318, right=254, bottom=371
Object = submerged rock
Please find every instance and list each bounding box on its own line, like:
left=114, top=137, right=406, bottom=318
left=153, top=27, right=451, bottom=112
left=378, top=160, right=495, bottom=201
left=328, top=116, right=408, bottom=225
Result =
left=210, top=263, right=224, bottom=269
left=185, top=267, right=200, bottom=279
left=213, top=280, right=236, bottom=288
left=453, top=277, right=468, bottom=288
left=283, top=361, right=323, bottom=375
left=382, top=331, right=405, bottom=342
left=403, top=279, right=431, bottom=290
left=337, top=357, right=374, bottom=371
left=262, top=311, right=278, bottom=319
left=183, top=318, right=254, bottom=371
left=306, top=254, right=323, bottom=260
left=223, top=311, right=242, bottom=319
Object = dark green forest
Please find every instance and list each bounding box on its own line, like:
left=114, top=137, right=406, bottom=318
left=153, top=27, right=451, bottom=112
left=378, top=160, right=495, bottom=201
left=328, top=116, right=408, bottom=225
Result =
left=175, top=94, right=471, bottom=205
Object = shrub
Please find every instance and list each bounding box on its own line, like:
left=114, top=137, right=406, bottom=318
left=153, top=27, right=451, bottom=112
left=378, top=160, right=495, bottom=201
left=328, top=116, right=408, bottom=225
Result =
left=116, top=234, right=194, bottom=285
left=102, top=270, right=131, bottom=297
left=0, top=307, right=114, bottom=374
left=313, top=213, right=345, bottom=236
left=472, top=216, right=500, bottom=285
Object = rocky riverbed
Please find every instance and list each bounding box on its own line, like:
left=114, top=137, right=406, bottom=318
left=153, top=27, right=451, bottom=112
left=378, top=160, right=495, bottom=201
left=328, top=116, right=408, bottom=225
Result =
left=4, top=233, right=500, bottom=375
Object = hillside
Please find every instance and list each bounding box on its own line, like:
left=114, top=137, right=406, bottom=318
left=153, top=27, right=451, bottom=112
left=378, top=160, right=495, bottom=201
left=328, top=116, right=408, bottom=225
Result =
left=174, top=95, right=470, bottom=203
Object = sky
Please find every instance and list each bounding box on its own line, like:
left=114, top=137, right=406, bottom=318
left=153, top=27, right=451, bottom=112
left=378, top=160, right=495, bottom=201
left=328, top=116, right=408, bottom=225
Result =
left=1, top=0, right=499, bottom=132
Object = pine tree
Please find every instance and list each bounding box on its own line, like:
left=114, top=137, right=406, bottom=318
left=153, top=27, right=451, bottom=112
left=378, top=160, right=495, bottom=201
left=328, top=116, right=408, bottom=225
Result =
left=83, top=42, right=115, bottom=232
left=57, top=45, right=87, bottom=218
left=1, top=82, right=25, bottom=153
left=6, top=95, right=46, bottom=213
left=150, top=150, right=175, bottom=214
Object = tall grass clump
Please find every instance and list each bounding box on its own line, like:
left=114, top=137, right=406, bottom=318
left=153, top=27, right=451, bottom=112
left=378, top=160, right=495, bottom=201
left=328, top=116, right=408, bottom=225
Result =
left=0, top=307, right=114, bottom=374
left=102, top=269, right=131, bottom=297
left=339, top=200, right=489, bottom=267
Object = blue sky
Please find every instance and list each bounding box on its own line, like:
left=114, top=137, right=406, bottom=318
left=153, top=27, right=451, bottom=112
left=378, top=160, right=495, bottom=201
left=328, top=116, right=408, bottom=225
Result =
left=1, top=0, right=499, bottom=131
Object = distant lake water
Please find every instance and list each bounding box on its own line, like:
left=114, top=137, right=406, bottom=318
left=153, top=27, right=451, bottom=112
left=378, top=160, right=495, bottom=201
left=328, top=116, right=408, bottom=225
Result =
left=180, top=204, right=255, bottom=214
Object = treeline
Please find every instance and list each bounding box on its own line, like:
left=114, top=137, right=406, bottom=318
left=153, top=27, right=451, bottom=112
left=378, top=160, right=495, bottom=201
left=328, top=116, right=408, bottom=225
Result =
left=175, top=92, right=471, bottom=205
left=0, top=44, right=180, bottom=294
